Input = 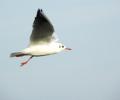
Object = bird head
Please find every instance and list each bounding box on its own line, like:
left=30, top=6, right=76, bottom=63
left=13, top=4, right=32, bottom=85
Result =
left=57, top=43, right=72, bottom=52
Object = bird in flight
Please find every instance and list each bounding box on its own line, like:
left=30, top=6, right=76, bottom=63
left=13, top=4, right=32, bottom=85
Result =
left=10, top=9, right=71, bottom=66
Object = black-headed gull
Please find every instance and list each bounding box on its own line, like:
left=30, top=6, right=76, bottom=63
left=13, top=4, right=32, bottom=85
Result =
left=10, top=9, right=71, bottom=66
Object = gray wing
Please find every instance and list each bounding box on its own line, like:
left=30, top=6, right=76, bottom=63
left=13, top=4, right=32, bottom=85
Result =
left=30, top=9, right=54, bottom=44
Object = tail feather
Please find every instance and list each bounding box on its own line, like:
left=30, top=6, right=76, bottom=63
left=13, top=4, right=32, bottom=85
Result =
left=10, top=52, right=27, bottom=57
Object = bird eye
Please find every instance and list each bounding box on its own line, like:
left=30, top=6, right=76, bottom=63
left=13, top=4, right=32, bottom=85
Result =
left=59, top=45, right=64, bottom=48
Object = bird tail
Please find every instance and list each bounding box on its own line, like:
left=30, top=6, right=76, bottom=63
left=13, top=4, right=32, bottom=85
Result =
left=10, top=52, right=27, bottom=57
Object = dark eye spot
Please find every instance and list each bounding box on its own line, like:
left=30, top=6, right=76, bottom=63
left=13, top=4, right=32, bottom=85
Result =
left=59, top=45, right=64, bottom=48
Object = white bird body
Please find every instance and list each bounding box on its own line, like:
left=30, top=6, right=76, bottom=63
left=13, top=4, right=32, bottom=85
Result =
left=22, top=42, right=64, bottom=56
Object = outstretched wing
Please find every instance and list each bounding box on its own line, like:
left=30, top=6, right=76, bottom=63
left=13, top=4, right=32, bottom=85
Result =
left=30, top=9, right=55, bottom=44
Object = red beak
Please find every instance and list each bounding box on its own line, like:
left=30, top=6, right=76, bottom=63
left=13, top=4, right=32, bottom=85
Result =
left=65, top=48, right=72, bottom=50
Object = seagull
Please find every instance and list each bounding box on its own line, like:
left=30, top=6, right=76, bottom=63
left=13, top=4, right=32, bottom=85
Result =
left=10, top=9, right=71, bottom=66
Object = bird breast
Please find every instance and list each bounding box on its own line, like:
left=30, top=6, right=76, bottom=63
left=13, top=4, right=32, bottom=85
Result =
left=22, top=44, right=59, bottom=56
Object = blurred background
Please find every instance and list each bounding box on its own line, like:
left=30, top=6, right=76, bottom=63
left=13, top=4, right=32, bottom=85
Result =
left=0, top=0, right=120, bottom=100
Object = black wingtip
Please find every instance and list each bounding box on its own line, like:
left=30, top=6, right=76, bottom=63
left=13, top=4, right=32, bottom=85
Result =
left=36, top=9, right=43, bottom=16
left=37, top=9, right=43, bottom=13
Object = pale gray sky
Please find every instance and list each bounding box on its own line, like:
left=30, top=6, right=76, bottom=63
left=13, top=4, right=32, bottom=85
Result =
left=0, top=0, right=120, bottom=100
